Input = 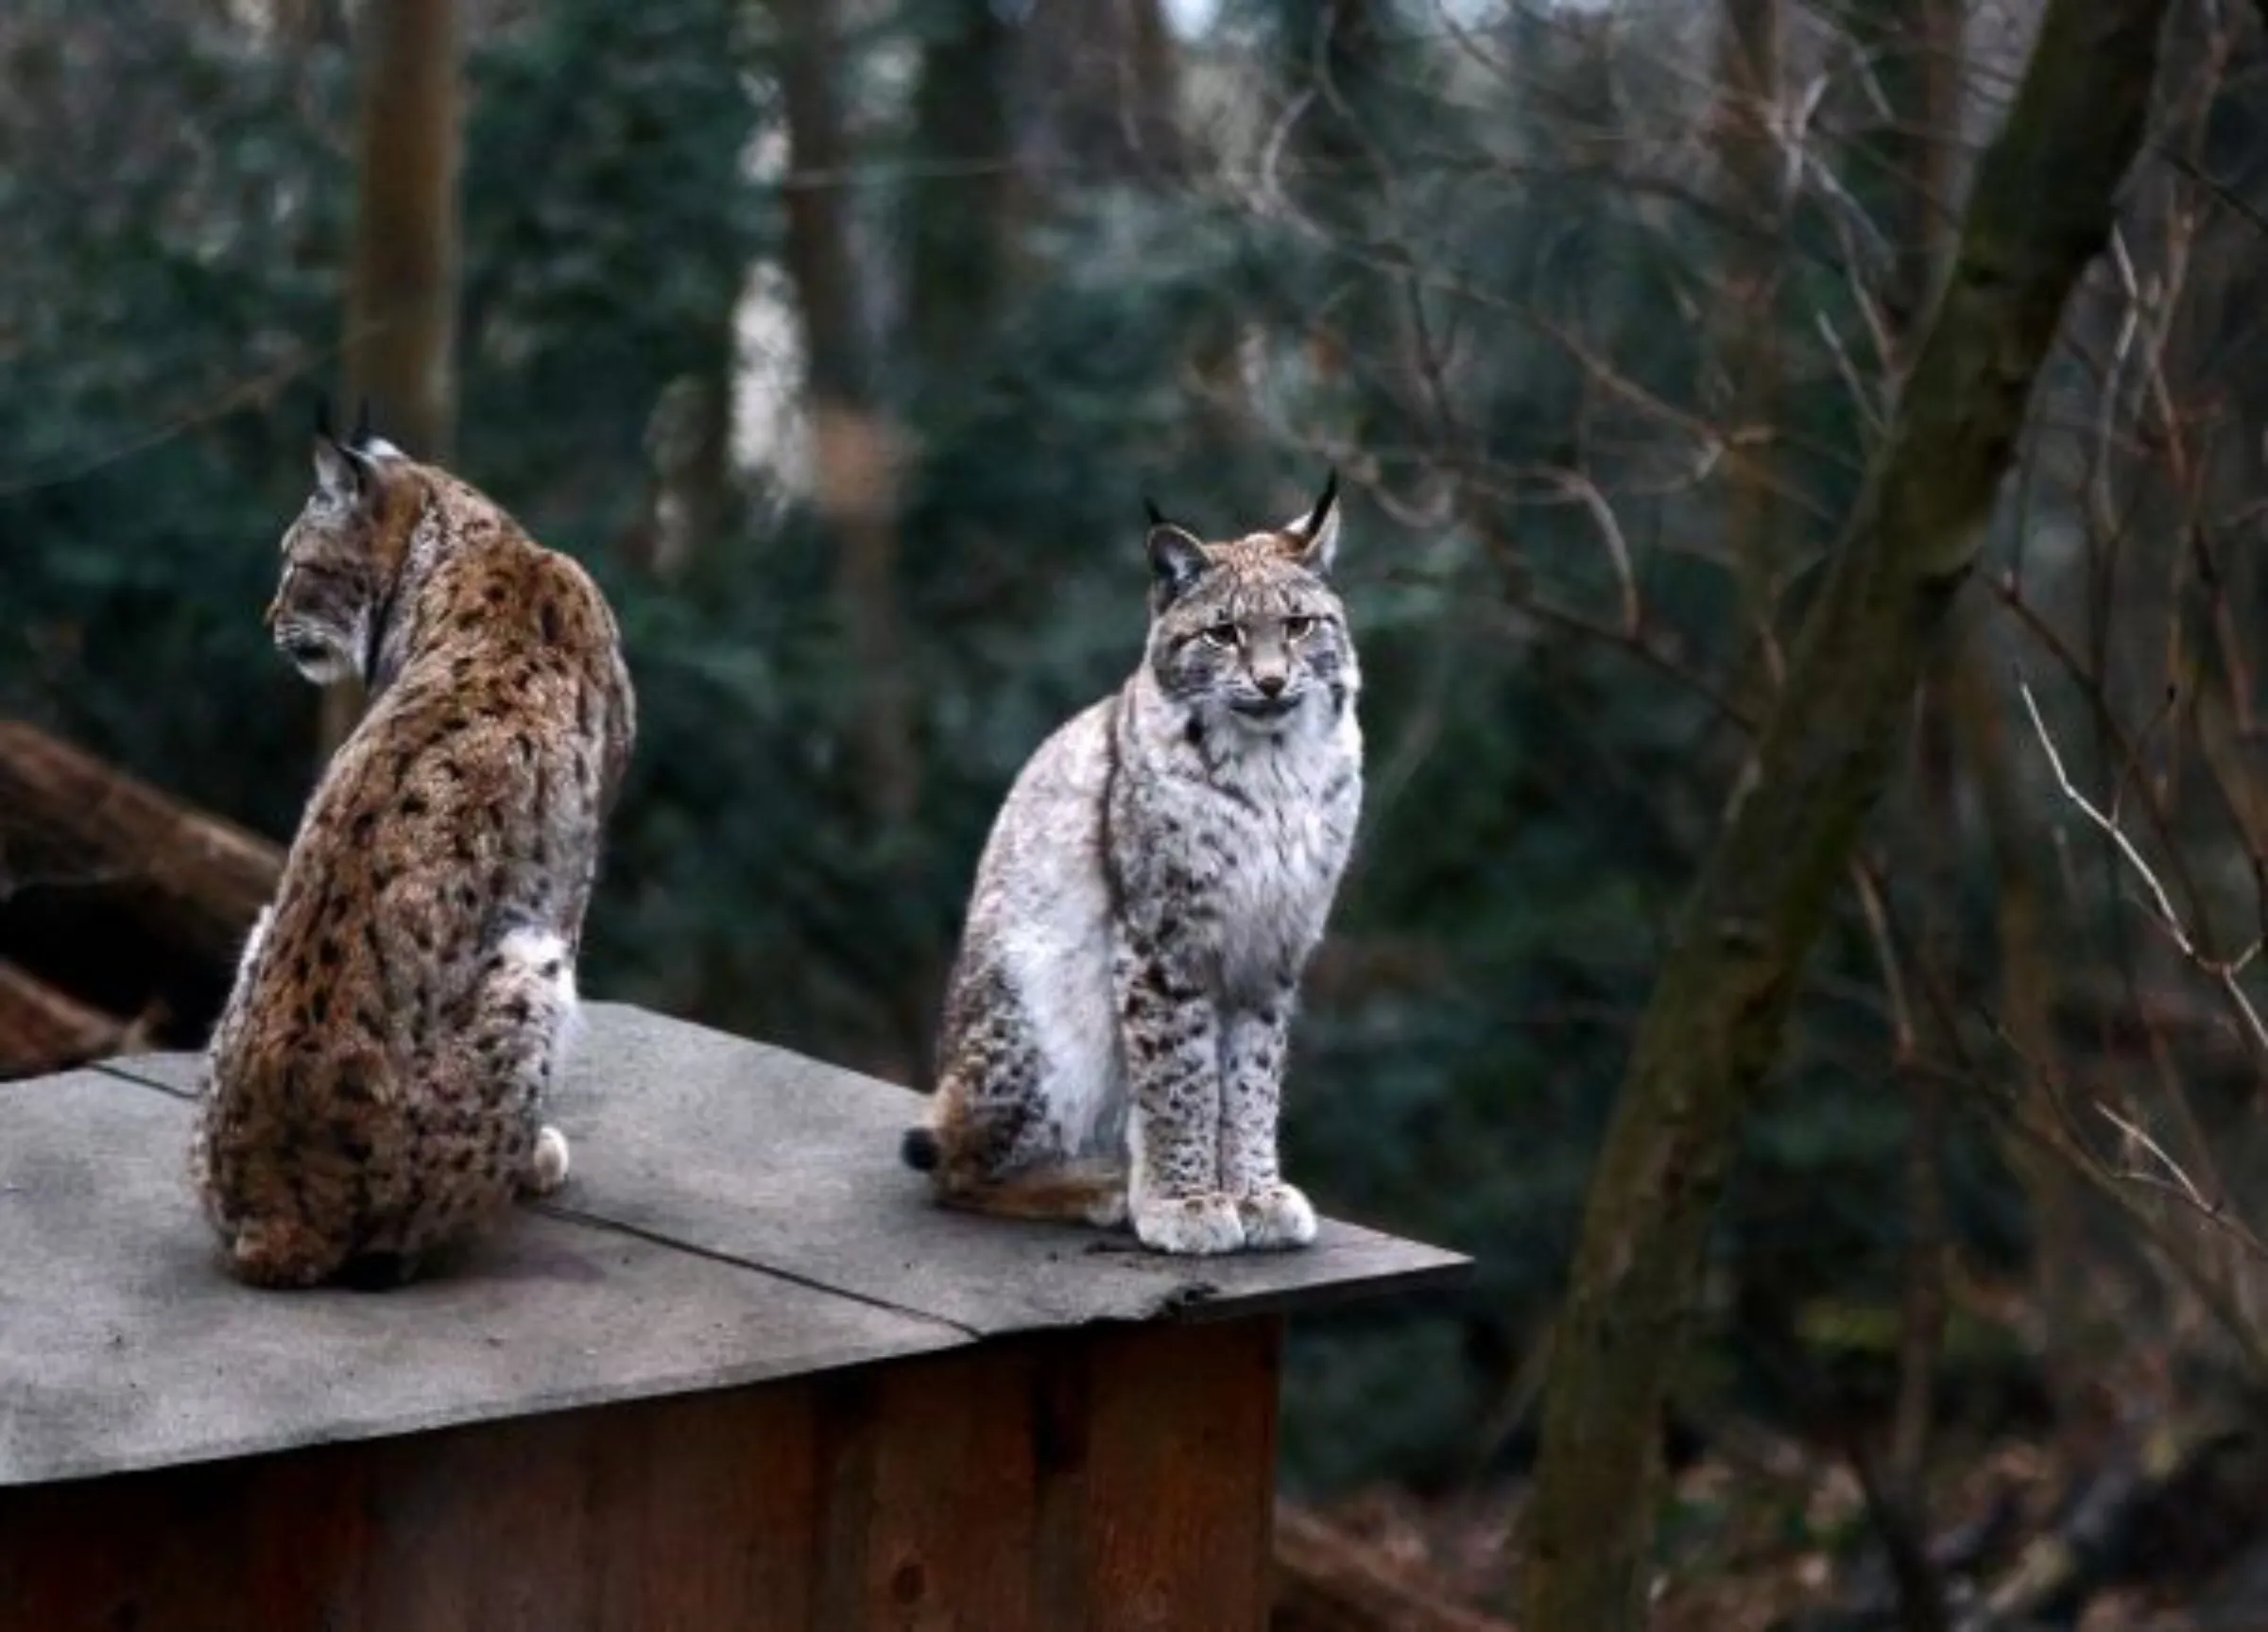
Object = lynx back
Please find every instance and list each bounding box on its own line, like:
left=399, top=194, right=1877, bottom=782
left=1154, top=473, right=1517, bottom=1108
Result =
left=192, top=415, right=636, bottom=1289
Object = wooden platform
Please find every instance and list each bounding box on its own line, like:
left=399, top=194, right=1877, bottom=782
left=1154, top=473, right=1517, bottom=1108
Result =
left=0, top=1002, right=1469, bottom=1631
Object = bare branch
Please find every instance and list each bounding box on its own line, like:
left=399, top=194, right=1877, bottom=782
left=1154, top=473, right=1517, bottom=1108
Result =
left=2016, top=669, right=2268, bottom=1057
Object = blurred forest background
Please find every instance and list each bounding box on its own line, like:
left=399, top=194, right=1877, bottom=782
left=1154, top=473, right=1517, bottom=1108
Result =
left=12, top=0, right=2268, bottom=1623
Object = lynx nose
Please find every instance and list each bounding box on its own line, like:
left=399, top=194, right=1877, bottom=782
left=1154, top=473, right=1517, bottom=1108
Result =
left=1257, top=672, right=1286, bottom=698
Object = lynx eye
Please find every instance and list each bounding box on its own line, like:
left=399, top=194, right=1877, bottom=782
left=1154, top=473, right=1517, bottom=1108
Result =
left=1200, top=623, right=1240, bottom=649
left=1282, top=615, right=1316, bottom=641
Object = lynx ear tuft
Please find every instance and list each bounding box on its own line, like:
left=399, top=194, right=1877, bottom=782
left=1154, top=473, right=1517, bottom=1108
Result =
left=1283, top=468, right=1340, bottom=576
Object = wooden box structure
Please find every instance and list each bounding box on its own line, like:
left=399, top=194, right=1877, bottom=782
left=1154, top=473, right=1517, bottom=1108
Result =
left=0, top=1003, right=1467, bottom=1630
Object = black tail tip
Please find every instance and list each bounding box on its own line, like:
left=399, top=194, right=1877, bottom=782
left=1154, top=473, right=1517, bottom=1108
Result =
left=900, top=1125, right=941, bottom=1172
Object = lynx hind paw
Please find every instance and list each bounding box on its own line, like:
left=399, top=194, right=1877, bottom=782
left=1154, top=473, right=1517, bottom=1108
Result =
left=1131, top=1193, right=1245, bottom=1257
left=1237, top=1182, right=1317, bottom=1251
left=524, top=1125, right=572, bottom=1195
left=224, top=1218, right=346, bottom=1290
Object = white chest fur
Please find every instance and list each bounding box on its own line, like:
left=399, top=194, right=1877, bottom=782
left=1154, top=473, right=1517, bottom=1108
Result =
left=1174, top=712, right=1362, bottom=1001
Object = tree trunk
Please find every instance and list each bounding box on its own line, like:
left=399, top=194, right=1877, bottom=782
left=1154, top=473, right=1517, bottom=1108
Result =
left=907, top=0, right=1020, bottom=387
left=1519, top=4, right=2172, bottom=1627
left=775, top=0, right=916, bottom=836
left=1019, top=0, right=1184, bottom=190
left=1848, top=0, right=1967, bottom=354
left=1889, top=685, right=1952, bottom=1503
left=323, top=0, right=463, bottom=757
left=639, top=370, right=735, bottom=584
left=1864, top=0, right=1967, bottom=1518
left=773, top=0, right=930, bottom=1072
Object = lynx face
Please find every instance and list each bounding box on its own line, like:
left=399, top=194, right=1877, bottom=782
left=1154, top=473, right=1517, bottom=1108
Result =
left=1143, top=474, right=1355, bottom=736
left=266, top=436, right=413, bottom=686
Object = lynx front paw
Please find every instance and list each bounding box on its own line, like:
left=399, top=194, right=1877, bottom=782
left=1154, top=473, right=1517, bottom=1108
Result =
left=1131, top=1192, right=1246, bottom=1256
left=1236, top=1182, right=1317, bottom=1250
left=523, top=1125, right=572, bottom=1196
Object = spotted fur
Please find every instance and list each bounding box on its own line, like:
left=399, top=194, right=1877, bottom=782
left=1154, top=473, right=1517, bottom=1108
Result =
left=905, top=474, right=1362, bottom=1255
left=191, top=424, right=637, bottom=1289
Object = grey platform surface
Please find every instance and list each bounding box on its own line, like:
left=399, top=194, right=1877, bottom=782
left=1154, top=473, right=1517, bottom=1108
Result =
left=4, top=1003, right=1469, bottom=1486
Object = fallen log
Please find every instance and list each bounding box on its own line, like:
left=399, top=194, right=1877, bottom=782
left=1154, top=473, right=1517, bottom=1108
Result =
left=0, top=720, right=282, bottom=1048
left=0, top=959, right=122, bottom=1080
left=1273, top=1503, right=1515, bottom=1632
left=0, top=720, right=281, bottom=969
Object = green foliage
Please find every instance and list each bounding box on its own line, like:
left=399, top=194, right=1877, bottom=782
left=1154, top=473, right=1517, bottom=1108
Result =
left=460, top=0, right=766, bottom=538
left=0, top=0, right=352, bottom=827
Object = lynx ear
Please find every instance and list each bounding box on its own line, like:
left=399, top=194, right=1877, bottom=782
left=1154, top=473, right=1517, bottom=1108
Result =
left=312, top=434, right=376, bottom=506
left=1146, top=522, right=1211, bottom=607
left=1283, top=468, right=1341, bottom=576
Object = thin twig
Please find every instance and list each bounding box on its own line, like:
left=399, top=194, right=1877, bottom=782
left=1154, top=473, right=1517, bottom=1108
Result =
left=2017, top=669, right=2268, bottom=1057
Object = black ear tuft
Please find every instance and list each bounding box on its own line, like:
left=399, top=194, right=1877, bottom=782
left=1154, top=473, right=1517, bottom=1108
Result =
left=1143, top=497, right=1169, bottom=529
left=1301, top=468, right=1339, bottom=538
left=1286, top=467, right=1343, bottom=575
left=314, top=393, right=336, bottom=443
left=351, top=397, right=374, bottom=449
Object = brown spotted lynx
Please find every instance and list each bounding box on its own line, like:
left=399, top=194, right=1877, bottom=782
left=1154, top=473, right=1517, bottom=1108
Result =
left=903, top=474, right=1362, bottom=1256
left=191, top=413, right=636, bottom=1289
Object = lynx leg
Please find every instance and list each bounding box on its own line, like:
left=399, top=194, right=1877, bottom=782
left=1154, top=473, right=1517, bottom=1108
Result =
left=476, top=925, right=580, bottom=1198
left=1114, top=938, right=1241, bottom=1257
left=1220, top=1001, right=1315, bottom=1250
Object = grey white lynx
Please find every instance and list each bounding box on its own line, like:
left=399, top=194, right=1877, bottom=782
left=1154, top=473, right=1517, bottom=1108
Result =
left=192, top=409, right=636, bottom=1289
left=902, top=474, right=1362, bottom=1256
